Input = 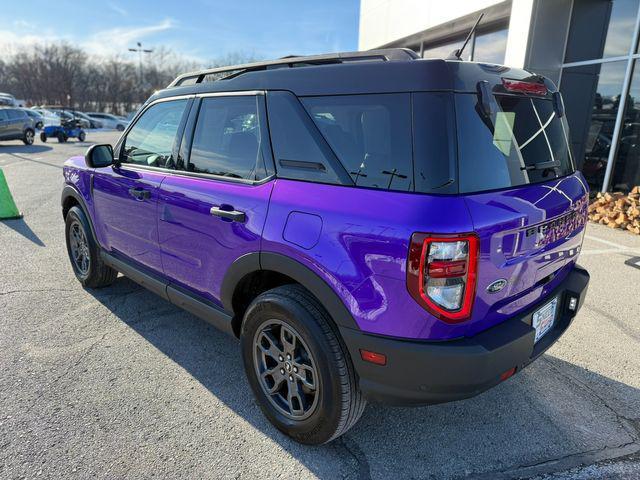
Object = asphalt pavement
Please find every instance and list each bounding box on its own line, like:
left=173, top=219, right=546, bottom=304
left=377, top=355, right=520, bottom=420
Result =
left=1, top=131, right=639, bottom=479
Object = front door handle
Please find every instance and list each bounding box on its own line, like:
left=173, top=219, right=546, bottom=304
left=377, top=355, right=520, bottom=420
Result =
left=210, top=206, right=246, bottom=223
left=128, top=187, right=151, bottom=201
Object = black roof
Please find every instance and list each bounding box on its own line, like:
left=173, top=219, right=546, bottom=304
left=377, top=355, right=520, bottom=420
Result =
left=150, top=49, right=556, bottom=103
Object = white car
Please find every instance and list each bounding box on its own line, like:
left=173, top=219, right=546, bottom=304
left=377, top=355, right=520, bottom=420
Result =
left=31, top=108, right=61, bottom=127
left=86, top=113, right=129, bottom=131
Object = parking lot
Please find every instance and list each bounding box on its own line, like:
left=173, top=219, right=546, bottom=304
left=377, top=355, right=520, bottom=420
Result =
left=1, top=131, right=639, bottom=479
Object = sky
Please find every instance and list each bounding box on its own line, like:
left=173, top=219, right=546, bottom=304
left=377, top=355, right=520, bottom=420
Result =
left=0, top=0, right=360, bottom=63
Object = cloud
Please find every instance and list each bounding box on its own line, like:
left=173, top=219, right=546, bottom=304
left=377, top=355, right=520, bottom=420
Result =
left=108, top=2, right=128, bottom=17
left=81, top=18, right=176, bottom=56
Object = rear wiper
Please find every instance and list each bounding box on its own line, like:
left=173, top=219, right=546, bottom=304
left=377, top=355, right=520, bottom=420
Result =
left=520, top=160, right=560, bottom=171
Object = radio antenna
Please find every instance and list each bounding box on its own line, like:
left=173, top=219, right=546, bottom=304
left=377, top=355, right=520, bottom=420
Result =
left=447, top=13, right=484, bottom=60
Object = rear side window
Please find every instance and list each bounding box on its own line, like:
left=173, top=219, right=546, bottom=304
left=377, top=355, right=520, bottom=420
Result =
left=456, top=93, right=574, bottom=193
left=6, top=109, right=25, bottom=120
left=302, top=94, right=413, bottom=191
left=188, top=96, right=267, bottom=180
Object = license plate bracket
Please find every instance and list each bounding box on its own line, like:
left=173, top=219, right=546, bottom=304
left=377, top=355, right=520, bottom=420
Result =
left=532, top=296, right=558, bottom=343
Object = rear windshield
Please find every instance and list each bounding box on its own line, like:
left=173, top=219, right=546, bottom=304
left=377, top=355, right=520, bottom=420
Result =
left=456, top=93, right=574, bottom=193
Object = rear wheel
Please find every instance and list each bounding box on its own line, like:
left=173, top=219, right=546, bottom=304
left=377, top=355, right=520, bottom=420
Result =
left=40, top=132, right=47, bottom=142
left=22, top=129, right=34, bottom=145
left=65, top=206, right=118, bottom=288
left=240, top=285, right=366, bottom=444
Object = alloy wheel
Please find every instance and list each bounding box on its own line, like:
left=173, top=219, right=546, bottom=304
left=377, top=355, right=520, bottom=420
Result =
left=69, top=220, right=90, bottom=275
left=253, top=319, right=319, bottom=420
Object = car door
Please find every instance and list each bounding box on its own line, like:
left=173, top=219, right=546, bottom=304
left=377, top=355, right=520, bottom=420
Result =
left=0, top=110, right=9, bottom=139
left=5, top=109, right=22, bottom=138
left=92, top=98, right=192, bottom=274
left=157, top=93, right=274, bottom=306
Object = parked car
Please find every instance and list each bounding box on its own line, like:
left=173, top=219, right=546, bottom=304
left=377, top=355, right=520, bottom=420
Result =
left=0, top=107, right=35, bottom=144
left=65, top=110, right=102, bottom=129
left=0, top=93, right=16, bottom=106
left=61, top=49, right=590, bottom=445
left=85, top=112, right=128, bottom=131
left=31, top=108, right=61, bottom=127
left=21, top=108, right=44, bottom=129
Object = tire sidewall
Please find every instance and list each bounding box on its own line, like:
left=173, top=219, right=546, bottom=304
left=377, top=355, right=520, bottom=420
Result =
left=65, top=206, right=99, bottom=286
left=23, top=129, right=34, bottom=145
left=241, top=291, right=347, bottom=444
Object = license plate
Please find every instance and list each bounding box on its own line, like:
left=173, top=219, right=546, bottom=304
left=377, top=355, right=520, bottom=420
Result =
left=532, top=297, right=558, bottom=343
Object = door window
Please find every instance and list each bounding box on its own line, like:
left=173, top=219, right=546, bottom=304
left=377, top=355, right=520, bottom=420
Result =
left=187, top=96, right=267, bottom=180
left=121, top=100, right=188, bottom=168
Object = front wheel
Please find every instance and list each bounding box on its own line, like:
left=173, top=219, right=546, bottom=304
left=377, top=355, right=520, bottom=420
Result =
left=40, top=132, right=47, bottom=142
left=78, top=131, right=86, bottom=142
left=65, top=206, right=118, bottom=288
left=57, top=131, right=67, bottom=143
left=22, top=129, right=34, bottom=145
left=241, top=285, right=366, bottom=444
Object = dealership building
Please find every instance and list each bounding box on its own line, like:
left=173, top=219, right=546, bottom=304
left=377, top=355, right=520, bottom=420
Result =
left=359, top=0, right=640, bottom=193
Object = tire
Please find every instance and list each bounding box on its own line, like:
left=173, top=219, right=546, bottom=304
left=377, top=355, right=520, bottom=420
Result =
left=22, top=129, right=34, bottom=145
left=116, top=124, right=125, bottom=131
left=57, top=131, right=66, bottom=143
left=36, top=121, right=43, bottom=130
left=65, top=206, right=118, bottom=288
left=40, top=132, right=47, bottom=142
left=241, top=284, right=366, bottom=445
left=78, top=131, right=86, bottom=142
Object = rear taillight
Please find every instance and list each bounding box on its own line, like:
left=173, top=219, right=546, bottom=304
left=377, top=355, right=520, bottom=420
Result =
left=407, top=234, right=479, bottom=323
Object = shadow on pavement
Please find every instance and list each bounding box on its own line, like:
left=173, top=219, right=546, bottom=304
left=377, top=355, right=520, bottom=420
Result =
left=0, top=217, right=45, bottom=246
left=88, top=276, right=640, bottom=479
left=0, top=144, right=52, bottom=154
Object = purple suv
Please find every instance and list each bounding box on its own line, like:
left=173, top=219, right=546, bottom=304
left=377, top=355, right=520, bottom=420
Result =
left=61, top=49, right=590, bottom=444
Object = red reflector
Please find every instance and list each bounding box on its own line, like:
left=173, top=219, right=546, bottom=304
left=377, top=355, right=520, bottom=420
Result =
left=360, top=349, right=387, bottom=366
left=500, top=367, right=517, bottom=381
left=502, top=78, right=547, bottom=96
left=427, top=260, right=467, bottom=278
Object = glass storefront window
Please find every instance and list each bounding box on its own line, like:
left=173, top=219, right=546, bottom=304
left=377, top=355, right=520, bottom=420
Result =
left=473, top=29, right=508, bottom=64
left=560, top=61, right=627, bottom=190
left=608, top=59, right=640, bottom=192
left=565, top=0, right=639, bottom=63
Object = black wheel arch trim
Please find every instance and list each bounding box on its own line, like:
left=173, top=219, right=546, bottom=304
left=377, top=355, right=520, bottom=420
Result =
left=220, top=251, right=360, bottom=331
left=61, top=184, right=98, bottom=240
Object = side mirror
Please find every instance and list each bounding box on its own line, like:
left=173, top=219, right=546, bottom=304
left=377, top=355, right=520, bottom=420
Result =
left=85, top=144, right=114, bottom=168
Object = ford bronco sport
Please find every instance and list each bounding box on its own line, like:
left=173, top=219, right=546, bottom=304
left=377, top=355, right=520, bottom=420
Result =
left=61, top=48, right=590, bottom=445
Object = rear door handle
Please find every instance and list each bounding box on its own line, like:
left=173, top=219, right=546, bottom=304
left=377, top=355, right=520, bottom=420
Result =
left=128, top=187, right=151, bottom=200
left=210, top=206, right=246, bottom=223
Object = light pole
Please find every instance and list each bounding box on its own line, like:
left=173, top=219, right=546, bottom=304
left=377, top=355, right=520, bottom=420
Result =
left=128, top=42, right=153, bottom=84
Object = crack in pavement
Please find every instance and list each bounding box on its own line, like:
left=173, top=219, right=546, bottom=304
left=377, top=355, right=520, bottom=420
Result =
left=337, top=436, right=372, bottom=480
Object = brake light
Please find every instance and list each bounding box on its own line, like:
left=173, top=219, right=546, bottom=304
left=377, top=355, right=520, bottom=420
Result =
left=407, top=234, right=479, bottom=323
left=502, top=78, right=548, bottom=96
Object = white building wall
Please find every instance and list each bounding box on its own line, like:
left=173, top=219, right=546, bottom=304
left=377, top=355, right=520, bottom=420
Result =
left=358, top=0, right=504, bottom=50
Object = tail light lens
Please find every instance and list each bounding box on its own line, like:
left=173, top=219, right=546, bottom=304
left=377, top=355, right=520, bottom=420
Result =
left=502, top=78, right=548, bottom=96
left=407, top=234, right=479, bottom=323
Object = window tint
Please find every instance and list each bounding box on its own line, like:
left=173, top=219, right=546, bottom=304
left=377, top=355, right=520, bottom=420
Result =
left=188, top=96, right=266, bottom=180
left=267, top=91, right=347, bottom=185
left=412, top=93, right=457, bottom=194
left=122, top=100, right=187, bottom=168
left=302, top=94, right=413, bottom=191
left=456, top=93, right=574, bottom=193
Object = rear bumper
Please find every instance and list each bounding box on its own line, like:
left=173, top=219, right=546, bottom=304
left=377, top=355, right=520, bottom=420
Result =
left=340, top=264, right=590, bottom=406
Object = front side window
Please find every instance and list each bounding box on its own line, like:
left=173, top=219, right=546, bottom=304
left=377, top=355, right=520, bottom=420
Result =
left=121, top=100, right=187, bottom=168
left=302, top=93, right=413, bottom=191
left=187, top=96, right=266, bottom=180
left=456, top=93, right=574, bottom=193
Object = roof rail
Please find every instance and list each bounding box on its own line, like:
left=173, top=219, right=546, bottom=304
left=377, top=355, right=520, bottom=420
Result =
left=168, top=48, right=419, bottom=87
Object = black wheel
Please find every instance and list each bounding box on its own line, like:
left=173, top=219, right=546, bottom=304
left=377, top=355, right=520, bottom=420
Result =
left=57, top=131, right=66, bottom=143
left=65, top=206, right=118, bottom=288
left=36, top=121, right=43, bottom=130
left=22, top=129, right=34, bottom=145
left=78, top=131, right=86, bottom=142
left=241, top=285, right=366, bottom=445
left=40, top=132, right=47, bottom=142
left=116, top=124, right=125, bottom=131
